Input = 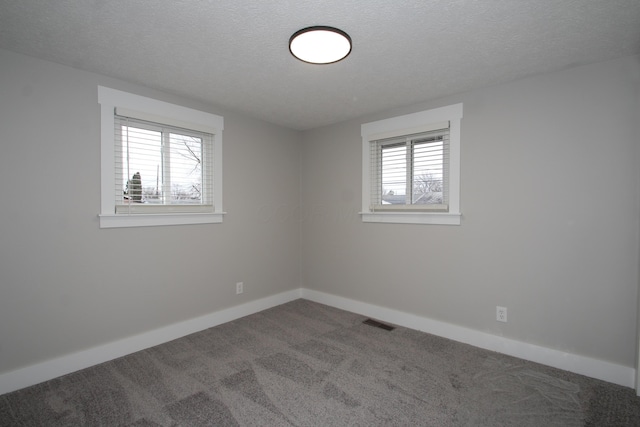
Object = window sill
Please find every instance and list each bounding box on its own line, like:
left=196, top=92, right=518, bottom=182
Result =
left=99, top=212, right=226, bottom=228
left=360, top=211, right=461, bottom=225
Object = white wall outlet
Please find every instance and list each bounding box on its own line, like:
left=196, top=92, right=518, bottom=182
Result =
left=496, top=306, right=507, bottom=323
left=236, top=282, right=243, bottom=294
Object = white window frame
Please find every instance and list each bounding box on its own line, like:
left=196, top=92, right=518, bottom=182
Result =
left=361, top=103, right=462, bottom=225
left=98, top=86, right=224, bottom=228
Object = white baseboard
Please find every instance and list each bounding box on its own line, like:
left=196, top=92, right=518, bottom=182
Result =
left=1, top=287, right=635, bottom=396
left=300, top=288, right=636, bottom=389
left=0, top=289, right=302, bottom=395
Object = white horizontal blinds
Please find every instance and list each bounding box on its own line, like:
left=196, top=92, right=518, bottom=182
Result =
left=412, top=130, right=449, bottom=206
left=375, top=137, right=407, bottom=205
left=114, top=113, right=214, bottom=214
left=370, top=123, right=450, bottom=211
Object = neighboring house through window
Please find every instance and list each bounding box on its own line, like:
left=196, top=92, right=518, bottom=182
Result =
left=98, top=86, right=224, bottom=228
left=361, top=103, right=462, bottom=225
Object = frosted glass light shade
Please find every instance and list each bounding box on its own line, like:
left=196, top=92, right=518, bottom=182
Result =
left=289, top=26, right=352, bottom=64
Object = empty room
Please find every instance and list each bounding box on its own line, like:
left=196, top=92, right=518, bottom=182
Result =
left=1, top=1, right=640, bottom=425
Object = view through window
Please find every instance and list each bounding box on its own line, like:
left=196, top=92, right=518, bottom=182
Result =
left=117, top=118, right=209, bottom=207
left=379, top=131, right=446, bottom=206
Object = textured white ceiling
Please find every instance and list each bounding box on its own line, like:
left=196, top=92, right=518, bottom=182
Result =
left=1, top=1, right=639, bottom=130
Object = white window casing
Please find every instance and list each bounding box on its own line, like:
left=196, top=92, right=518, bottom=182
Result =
left=98, top=86, right=225, bottom=228
left=361, top=103, right=462, bottom=225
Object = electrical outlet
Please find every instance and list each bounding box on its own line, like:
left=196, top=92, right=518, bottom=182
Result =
left=236, top=282, right=243, bottom=294
left=496, top=306, right=507, bottom=323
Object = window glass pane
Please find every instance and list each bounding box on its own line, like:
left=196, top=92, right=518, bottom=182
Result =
left=168, top=133, right=203, bottom=204
left=412, top=137, right=444, bottom=204
left=381, top=143, right=406, bottom=204
left=120, top=126, right=205, bottom=206
left=121, top=125, right=162, bottom=204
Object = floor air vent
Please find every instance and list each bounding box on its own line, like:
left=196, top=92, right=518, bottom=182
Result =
left=363, top=318, right=395, bottom=331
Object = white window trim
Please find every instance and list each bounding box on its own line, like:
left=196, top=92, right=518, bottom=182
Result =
left=98, top=86, right=225, bottom=228
left=361, top=103, right=462, bottom=225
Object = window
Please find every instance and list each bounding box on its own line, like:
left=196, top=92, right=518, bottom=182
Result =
left=361, top=103, right=462, bottom=225
left=115, top=114, right=213, bottom=214
left=372, top=126, right=449, bottom=211
left=98, top=86, right=224, bottom=228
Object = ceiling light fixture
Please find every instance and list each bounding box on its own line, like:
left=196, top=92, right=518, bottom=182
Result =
left=289, top=26, right=352, bottom=64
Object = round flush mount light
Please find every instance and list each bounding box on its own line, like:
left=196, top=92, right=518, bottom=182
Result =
left=289, top=26, right=352, bottom=64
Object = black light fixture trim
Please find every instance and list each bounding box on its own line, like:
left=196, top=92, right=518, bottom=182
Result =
left=289, top=26, right=352, bottom=65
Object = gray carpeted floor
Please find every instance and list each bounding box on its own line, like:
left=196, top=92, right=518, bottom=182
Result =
left=1, top=299, right=639, bottom=426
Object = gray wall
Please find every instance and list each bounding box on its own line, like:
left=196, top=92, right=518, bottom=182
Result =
left=301, top=55, right=640, bottom=368
left=637, top=65, right=640, bottom=388
left=1, top=47, right=639, bottom=377
left=0, top=49, right=302, bottom=374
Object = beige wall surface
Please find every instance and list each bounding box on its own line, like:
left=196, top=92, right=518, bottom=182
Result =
left=300, top=55, right=640, bottom=368
left=0, top=49, right=302, bottom=374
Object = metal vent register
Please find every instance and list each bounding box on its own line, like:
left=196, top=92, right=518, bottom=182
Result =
left=363, top=318, right=395, bottom=331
